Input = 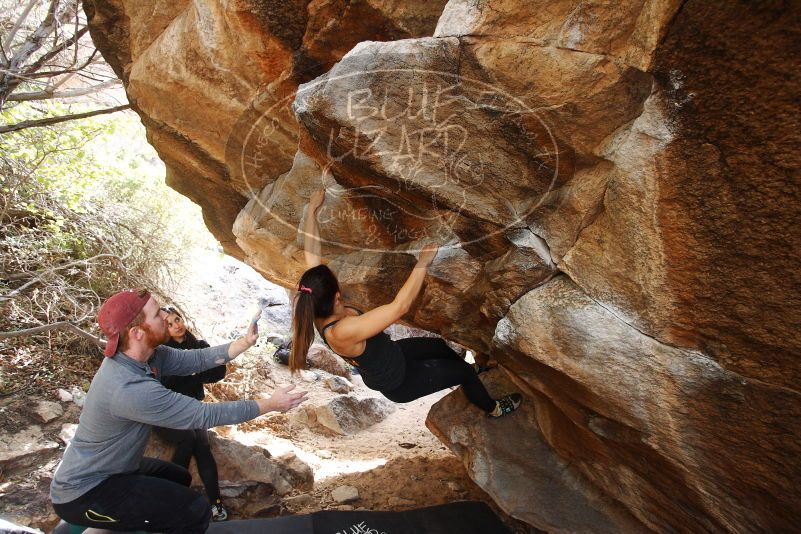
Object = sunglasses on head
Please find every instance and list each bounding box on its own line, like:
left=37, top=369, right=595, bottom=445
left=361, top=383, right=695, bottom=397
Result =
left=160, top=306, right=180, bottom=316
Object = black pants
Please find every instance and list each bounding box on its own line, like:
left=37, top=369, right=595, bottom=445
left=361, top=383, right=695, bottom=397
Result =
left=382, top=338, right=496, bottom=412
left=52, top=457, right=211, bottom=533
left=154, top=426, right=221, bottom=502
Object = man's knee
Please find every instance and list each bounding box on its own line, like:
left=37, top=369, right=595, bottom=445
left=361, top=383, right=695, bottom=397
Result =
left=186, top=491, right=212, bottom=530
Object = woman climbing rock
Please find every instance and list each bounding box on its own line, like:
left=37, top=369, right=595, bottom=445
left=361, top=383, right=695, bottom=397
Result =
left=290, top=189, right=522, bottom=418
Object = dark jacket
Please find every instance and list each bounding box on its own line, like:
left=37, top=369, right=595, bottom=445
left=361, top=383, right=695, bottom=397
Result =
left=161, top=331, right=226, bottom=400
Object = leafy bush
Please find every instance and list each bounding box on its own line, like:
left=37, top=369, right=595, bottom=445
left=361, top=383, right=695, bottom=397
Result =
left=0, top=104, right=212, bottom=394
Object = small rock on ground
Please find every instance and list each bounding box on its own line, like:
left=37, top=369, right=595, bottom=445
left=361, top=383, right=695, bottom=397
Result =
left=387, top=497, right=416, bottom=507
left=331, top=485, right=359, bottom=503
left=283, top=494, right=315, bottom=508
left=33, top=401, right=63, bottom=424
left=325, top=376, right=354, bottom=393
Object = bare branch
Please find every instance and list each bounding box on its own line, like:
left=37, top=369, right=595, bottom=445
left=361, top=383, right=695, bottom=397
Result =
left=23, top=26, right=90, bottom=76
left=0, top=104, right=131, bottom=134
left=0, top=321, right=104, bottom=347
left=4, top=0, right=61, bottom=73
left=0, top=0, right=78, bottom=108
left=7, top=79, right=121, bottom=102
left=1, top=252, right=131, bottom=300
left=2, top=0, right=41, bottom=53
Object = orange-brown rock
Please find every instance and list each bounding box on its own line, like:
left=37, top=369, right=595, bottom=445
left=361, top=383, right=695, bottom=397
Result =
left=84, top=0, right=449, bottom=257
left=88, top=0, right=801, bottom=532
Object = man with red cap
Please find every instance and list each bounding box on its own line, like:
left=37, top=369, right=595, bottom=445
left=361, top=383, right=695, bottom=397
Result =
left=50, top=289, right=307, bottom=533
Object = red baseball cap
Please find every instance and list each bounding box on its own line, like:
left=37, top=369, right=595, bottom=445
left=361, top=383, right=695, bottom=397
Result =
left=98, top=289, right=151, bottom=356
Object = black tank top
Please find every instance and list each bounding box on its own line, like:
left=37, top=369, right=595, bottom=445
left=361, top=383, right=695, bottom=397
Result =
left=316, top=307, right=406, bottom=392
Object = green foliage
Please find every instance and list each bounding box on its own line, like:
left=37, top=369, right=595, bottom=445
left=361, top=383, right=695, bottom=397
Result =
left=1, top=100, right=215, bottom=363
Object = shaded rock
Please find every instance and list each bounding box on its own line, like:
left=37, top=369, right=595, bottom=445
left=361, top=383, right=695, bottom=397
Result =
left=331, top=485, right=359, bottom=504
left=294, top=395, right=395, bottom=435
left=0, top=460, right=60, bottom=532
left=32, top=401, right=63, bottom=424
left=427, top=370, right=645, bottom=533
left=219, top=481, right=256, bottom=498
left=487, top=276, right=801, bottom=532
left=283, top=493, right=315, bottom=509
left=0, top=426, right=58, bottom=473
left=58, top=424, right=77, bottom=445
left=84, top=0, right=448, bottom=257
left=146, top=430, right=313, bottom=497
left=68, top=387, right=85, bottom=407
left=216, top=482, right=281, bottom=520
left=307, top=344, right=351, bottom=379
left=434, top=0, right=682, bottom=71
left=324, top=375, right=354, bottom=394
left=242, top=490, right=282, bottom=519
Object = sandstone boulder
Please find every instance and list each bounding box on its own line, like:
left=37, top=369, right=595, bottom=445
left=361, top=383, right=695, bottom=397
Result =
left=293, top=394, right=395, bottom=435
left=146, top=430, right=313, bottom=497
left=427, top=370, right=644, bottom=533
left=88, top=0, right=801, bottom=531
left=307, top=343, right=351, bottom=379
left=476, top=276, right=797, bottom=532
left=85, top=0, right=449, bottom=257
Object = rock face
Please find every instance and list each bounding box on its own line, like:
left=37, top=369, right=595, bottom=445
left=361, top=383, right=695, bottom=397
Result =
left=83, top=0, right=448, bottom=257
left=427, top=371, right=645, bottom=534
left=146, top=430, right=313, bottom=496
left=87, top=0, right=801, bottom=532
left=292, top=394, right=395, bottom=435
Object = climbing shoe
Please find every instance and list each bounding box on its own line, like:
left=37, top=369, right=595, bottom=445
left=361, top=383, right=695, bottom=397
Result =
left=488, top=393, right=523, bottom=418
left=212, top=501, right=228, bottom=522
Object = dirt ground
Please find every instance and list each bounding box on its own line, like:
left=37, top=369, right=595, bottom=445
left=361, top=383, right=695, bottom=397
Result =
left=0, top=249, right=534, bottom=532
left=217, top=356, right=529, bottom=530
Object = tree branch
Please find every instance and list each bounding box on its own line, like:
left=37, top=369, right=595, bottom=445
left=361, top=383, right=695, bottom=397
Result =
left=23, top=26, right=90, bottom=76
left=2, top=0, right=41, bottom=53
left=0, top=0, right=78, bottom=108
left=7, top=78, right=121, bottom=102
left=0, top=104, right=131, bottom=134
left=1, top=252, right=130, bottom=300
left=0, top=321, right=105, bottom=347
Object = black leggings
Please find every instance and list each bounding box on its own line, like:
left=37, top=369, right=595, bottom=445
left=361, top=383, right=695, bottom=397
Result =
left=381, top=337, right=496, bottom=412
left=153, top=427, right=220, bottom=502
left=52, top=457, right=210, bottom=533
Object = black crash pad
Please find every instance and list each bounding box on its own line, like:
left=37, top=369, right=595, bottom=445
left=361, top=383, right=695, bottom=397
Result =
left=207, top=501, right=511, bottom=534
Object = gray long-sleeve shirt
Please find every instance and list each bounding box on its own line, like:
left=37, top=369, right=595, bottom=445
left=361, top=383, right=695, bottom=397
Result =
left=50, top=343, right=259, bottom=504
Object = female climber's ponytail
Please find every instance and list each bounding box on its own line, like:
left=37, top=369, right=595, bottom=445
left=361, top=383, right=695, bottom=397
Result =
left=290, top=264, right=340, bottom=373
left=290, top=291, right=315, bottom=373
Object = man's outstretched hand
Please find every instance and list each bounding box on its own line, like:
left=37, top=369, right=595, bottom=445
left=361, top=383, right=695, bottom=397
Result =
left=257, top=385, right=308, bottom=415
